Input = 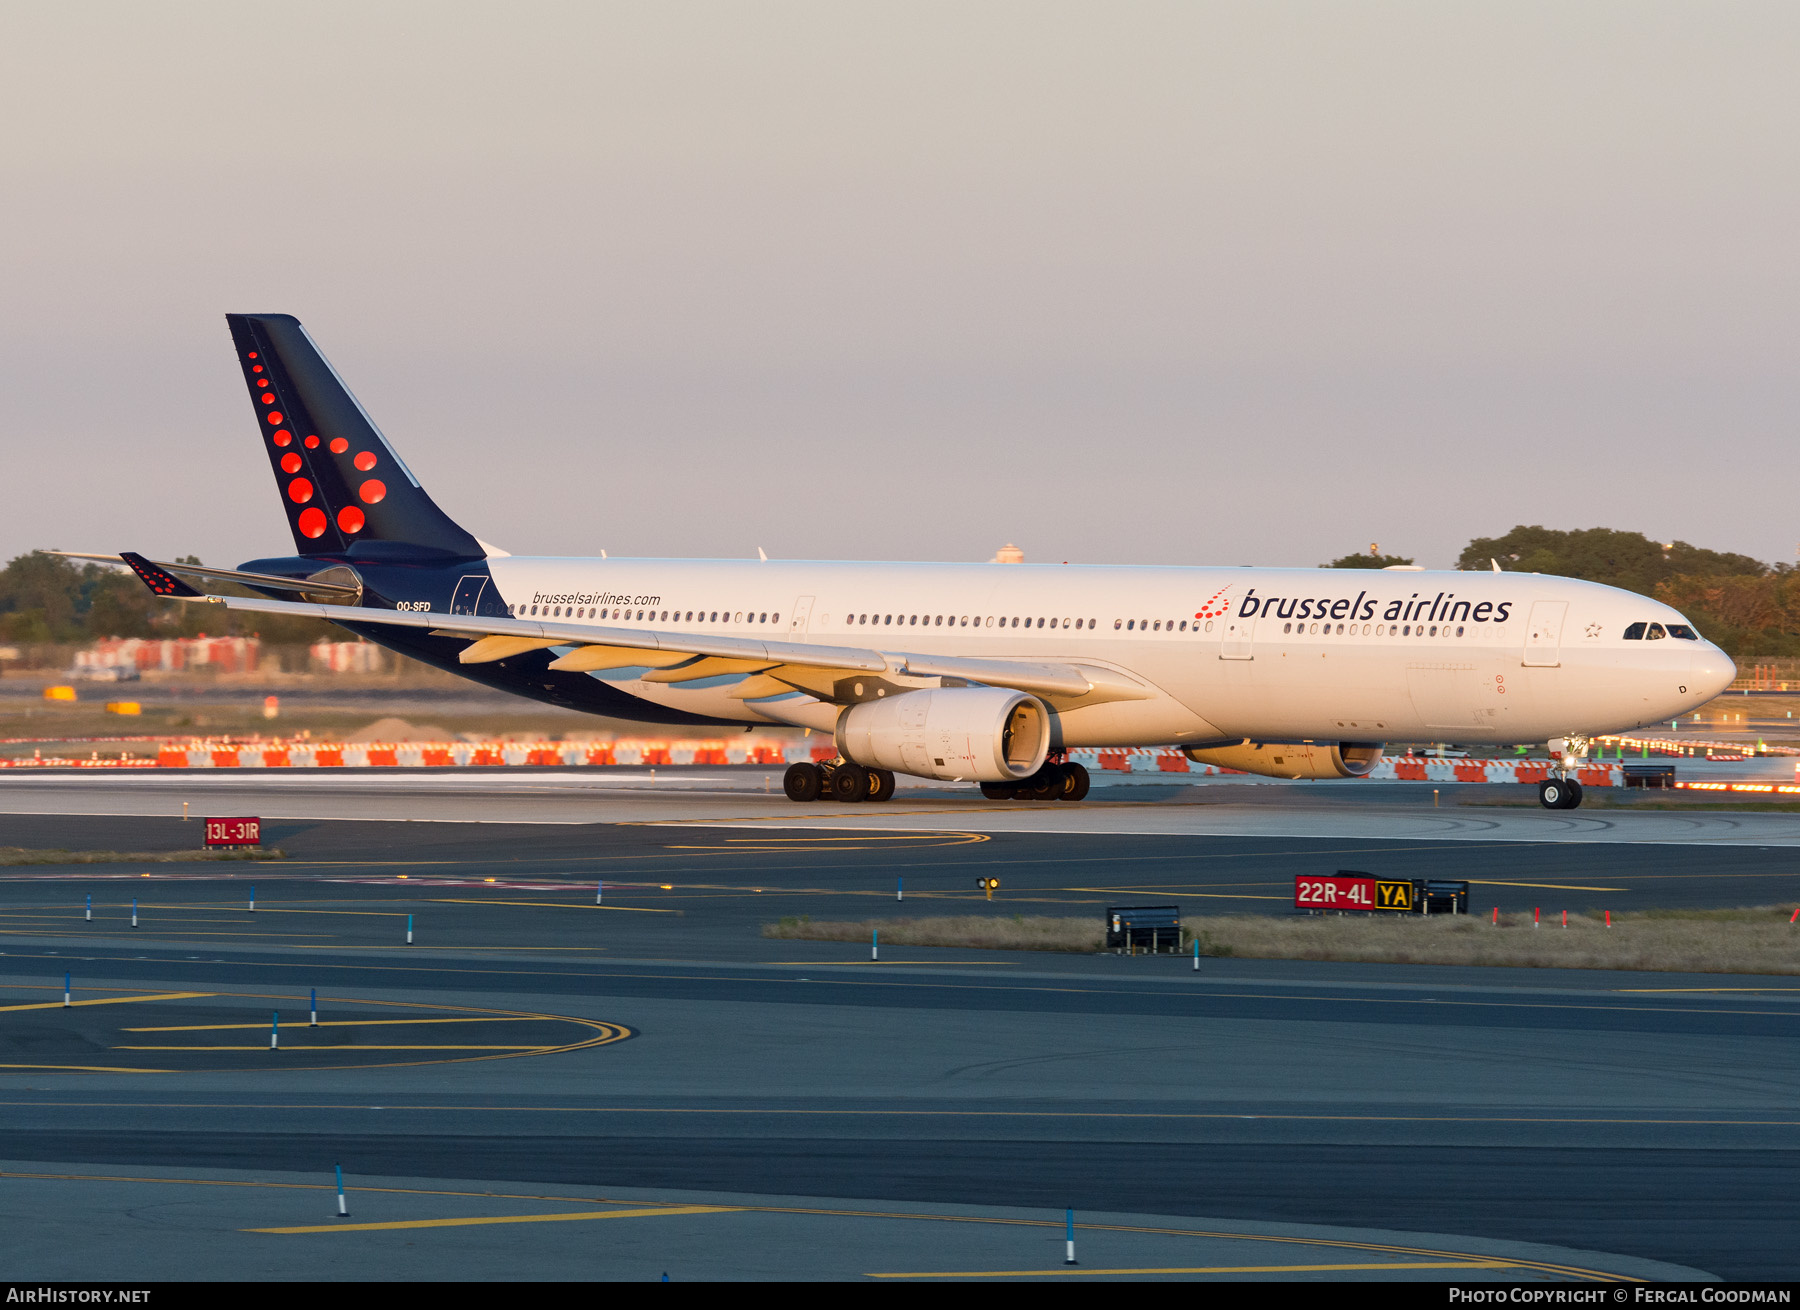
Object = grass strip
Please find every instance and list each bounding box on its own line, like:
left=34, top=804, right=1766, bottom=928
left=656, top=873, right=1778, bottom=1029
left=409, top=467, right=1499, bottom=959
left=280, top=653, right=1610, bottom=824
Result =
left=0, top=847, right=286, bottom=866
left=765, top=909, right=1800, bottom=974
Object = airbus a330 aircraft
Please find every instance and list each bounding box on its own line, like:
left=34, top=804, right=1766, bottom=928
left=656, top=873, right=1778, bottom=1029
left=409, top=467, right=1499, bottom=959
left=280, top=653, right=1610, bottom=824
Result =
left=95, top=313, right=1735, bottom=809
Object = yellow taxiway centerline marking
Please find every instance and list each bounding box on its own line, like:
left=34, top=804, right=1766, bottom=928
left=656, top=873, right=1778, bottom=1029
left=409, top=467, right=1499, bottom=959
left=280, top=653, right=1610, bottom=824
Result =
left=251, top=1205, right=737, bottom=1234
left=423, top=898, right=675, bottom=913
left=1064, top=888, right=1289, bottom=900
left=868, top=1260, right=1517, bottom=1278
left=125, top=1017, right=555, bottom=1032
left=0, top=992, right=213, bottom=1013
left=116, top=1044, right=553, bottom=1052
left=1466, top=879, right=1627, bottom=892
left=0, top=1063, right=171, bottom=1073
left=1, top=1171, right=1623, bottom=1278
left=756, top=960, right=1021, bottom=967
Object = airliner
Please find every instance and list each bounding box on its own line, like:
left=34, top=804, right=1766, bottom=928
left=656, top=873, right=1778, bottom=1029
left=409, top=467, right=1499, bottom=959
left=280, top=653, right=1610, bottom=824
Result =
left=95, top=313, right=1735, bottom=809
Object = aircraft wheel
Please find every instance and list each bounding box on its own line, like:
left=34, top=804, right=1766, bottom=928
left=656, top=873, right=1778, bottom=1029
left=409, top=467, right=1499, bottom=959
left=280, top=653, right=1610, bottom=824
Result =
left=1023, top=764, right=1063, bottom=802
left=782, top=762, right=823, bottom=803
left=980, top=781, right=1019, bottom=801
left=830, top=763, right=869, bottom=803
left=1057, top=761, right=1091, bottom=802
left=1538, top=778, right=1580, bottom=810
left=867, top=769, right=896, bottom=803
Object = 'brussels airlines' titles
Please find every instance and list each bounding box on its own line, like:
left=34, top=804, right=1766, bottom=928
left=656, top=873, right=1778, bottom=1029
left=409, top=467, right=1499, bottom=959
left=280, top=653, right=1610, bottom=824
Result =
left=1238, top=587, right=1513, bottom=625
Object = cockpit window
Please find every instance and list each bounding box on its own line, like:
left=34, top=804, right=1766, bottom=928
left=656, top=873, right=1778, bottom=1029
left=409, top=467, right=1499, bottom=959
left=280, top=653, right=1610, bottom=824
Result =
left=1646, top=623, right=1667, bottom=640
left=1623, top=622, right=1646, bottom=640
left=1665, top=623, right=1699, bottom=640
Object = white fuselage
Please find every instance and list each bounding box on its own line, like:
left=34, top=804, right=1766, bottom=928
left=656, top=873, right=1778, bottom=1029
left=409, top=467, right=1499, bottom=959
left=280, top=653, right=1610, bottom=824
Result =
left=482, top=558, right=1735, bottom=748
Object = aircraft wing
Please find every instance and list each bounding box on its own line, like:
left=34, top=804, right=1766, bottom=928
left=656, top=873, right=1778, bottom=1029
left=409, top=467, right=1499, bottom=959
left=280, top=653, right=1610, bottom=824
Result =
left=119, top=553, right=1150, bottom=705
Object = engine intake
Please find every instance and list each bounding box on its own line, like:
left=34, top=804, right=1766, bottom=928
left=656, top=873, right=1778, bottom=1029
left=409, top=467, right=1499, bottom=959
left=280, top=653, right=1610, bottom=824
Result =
left=1181, top=740, right=1383, bottom=780
left=837, top=687, right=1050, bottom=782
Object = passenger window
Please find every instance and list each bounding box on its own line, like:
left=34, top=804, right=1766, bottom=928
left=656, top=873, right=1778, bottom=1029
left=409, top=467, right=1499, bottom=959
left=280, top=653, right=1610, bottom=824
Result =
left=1179, top=621, right=1186, bottom=631
left=1284, top=622, right=1292, bottom=634
left=1126, top=620, right=1134, bottom=631
left=1153, top=621, right=1161, bottom=632
left=1114, top=619, right=1122, bottom=630
left=1646, top=623, right=1666, bottom=640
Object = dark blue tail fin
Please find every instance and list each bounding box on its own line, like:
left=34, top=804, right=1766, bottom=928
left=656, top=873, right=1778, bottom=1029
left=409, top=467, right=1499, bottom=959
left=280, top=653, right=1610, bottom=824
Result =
left=226, top=313, right=484, bottom=559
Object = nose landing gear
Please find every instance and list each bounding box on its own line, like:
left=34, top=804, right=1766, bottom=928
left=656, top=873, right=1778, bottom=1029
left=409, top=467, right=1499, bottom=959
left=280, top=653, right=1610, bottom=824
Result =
left=1536, top=735, right=1592, bottom=809
left=1538, top=777, right=1583, bottom=810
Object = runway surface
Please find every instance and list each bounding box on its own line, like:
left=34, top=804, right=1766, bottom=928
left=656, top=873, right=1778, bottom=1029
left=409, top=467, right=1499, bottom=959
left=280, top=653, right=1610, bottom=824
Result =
left=0, top=772, right=1790, bottom=1280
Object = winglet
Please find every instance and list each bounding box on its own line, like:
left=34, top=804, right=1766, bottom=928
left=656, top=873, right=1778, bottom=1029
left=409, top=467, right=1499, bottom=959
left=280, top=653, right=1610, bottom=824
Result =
left=119, top=551, right=205, bottom=599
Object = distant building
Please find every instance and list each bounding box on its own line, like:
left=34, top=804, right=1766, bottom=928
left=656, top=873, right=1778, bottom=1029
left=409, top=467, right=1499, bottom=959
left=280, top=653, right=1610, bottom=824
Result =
left=990, top=543, right=1025, bottom=564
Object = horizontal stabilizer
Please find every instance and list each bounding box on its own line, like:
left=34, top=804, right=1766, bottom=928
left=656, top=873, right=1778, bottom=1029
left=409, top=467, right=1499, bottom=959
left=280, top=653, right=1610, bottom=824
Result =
left=118, top=552, right=203, bottom=599
left=44, top=551, right=362, bottom=599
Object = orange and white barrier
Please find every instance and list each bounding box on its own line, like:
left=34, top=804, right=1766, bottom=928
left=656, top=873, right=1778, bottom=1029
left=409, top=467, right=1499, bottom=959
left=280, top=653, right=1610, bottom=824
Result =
left=140, top=737, right=801, bottom=769
left=1067, top=747, right=1624, bottom=787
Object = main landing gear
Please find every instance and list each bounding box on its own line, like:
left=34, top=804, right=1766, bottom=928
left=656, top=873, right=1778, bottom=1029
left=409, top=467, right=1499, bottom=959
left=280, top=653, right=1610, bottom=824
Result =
left=783, top=761, right=896, bottom=804
left=980, top=760, right=1090, bottom=803
left=780, top=759, right=1090, bottom=803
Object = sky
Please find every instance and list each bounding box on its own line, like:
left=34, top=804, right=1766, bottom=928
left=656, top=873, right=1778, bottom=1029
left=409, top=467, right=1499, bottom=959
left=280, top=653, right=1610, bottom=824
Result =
left=1, top=2, right=1795, bottom=571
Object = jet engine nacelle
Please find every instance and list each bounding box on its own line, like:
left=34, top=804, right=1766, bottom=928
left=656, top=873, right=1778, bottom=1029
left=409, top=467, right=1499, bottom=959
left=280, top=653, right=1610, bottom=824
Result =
left=1182, top=740, right=1383, bottom=780
left=837, top=687, right=1051, bottom=782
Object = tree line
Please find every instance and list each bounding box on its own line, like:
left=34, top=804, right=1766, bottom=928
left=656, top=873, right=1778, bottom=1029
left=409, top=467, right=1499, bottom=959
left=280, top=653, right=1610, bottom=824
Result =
left=1327, top=526, right=1797, bottom=655
left=0, top=553, right=337, bottom=647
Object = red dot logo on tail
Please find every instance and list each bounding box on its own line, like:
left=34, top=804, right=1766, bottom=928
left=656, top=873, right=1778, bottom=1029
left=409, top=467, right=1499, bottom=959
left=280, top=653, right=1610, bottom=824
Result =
left=296, top=507, right=326, bottom=538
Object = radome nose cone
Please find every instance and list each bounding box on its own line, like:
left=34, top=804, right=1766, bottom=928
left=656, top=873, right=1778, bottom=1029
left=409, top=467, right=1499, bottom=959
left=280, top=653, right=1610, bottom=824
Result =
left=1692, top=649, right=1736, bottom=699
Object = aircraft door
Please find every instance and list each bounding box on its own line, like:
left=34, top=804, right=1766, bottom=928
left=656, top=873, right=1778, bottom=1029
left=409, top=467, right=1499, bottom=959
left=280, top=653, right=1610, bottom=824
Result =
left=451, top=575, right=488, bottom=616
left=789, top=596, right=814, bottom=637
left=1220, top=614, right=1255, bottom=660
left=1522, top=600, right=1567, bottom=667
